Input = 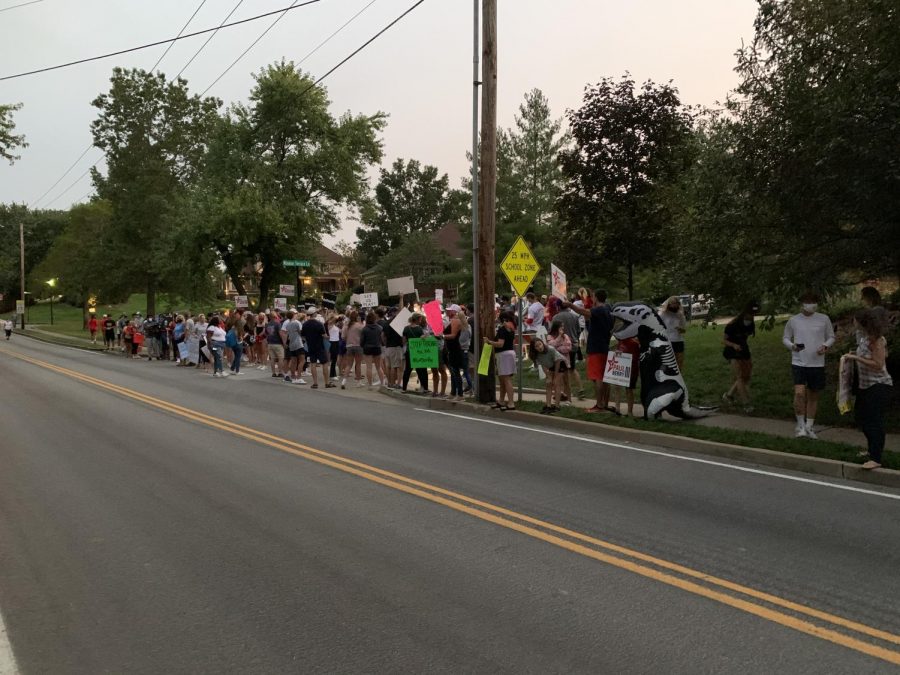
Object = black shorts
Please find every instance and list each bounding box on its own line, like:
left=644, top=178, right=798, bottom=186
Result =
left=307, top=348, right=328, bottom=364
left=288, top=348, right=305, bottom=359
left=363, top=346, right=382, bottom=357
left=549, top=360, right=568, bottom=374
left=792, top=366, right=826, bottom=391
left=672, top=341, right=685, bottom=354
left=568, top=352, right=577, bottom=370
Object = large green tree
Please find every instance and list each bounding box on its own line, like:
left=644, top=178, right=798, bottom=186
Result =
left=0, top=102, right=27, bottom=164
left=558, top=75, right=694, bottom=300
left=725, top=0, right=900, bottom=287
left=90, top=68, right=221, bottom=315
left=356, top=158, right=467, bottom=269
left=188, top=61, right=384, bottom=309
left=0, top=205, right=67, bottom=311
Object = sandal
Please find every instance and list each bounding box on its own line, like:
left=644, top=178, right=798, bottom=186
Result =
left=586, top=405, right=606, bottom=413
left=311, top=384, right=318, bottom=389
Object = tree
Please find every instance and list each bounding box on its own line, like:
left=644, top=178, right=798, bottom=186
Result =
left=90, top=68, right=221, bottom=315
left=356, top=158, right=467, bottom=269
left=558, top=75, right=694, bottom=299
left=725, top=0, right=900, bottom=287
left=189, top=61, right=385, bottom=309
left=0, top=102, right=27, bottom=164
left=0, top=205, right=67, bottom=311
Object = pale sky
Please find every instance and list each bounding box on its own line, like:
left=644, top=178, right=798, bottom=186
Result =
left=0, top=0, right=758, bottom=246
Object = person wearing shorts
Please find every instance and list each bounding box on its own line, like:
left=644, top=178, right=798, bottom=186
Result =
left=782, top=293, right=835, bottom=439
left=265, top=314, right=285, bottom=377
left=484, top=311, right=517, bottom=410
left=565, top=289, right=613, bottom=413
left=360, top=313, right=384, bottom=388
left=722, top=302, right=759, bottom=413
left=301, top=309, right=331, bottom=388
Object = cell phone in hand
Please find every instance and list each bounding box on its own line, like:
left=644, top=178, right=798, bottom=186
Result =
left=795, top=343, right=805, bottom=351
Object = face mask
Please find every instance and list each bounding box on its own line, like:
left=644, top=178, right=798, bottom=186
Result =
left=802, top=303, right=817, bottom=313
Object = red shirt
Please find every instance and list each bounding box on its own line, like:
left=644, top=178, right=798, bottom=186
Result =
left=88, top=318, right=98, bottom=331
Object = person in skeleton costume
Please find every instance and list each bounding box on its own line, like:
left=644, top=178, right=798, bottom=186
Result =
left=610, top=302, right=702, bottom=420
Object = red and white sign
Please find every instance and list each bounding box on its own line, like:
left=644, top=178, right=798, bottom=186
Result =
left=234, top=295, right=249, bottom=309
left=604, top=351, right=634, bottom=388
left=278, top=284, right=295, bottom=296
left=550, top=263, right=567, bottom=301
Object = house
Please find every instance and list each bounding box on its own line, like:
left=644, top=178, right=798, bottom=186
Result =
left=222, top=243, right=359, bottom=301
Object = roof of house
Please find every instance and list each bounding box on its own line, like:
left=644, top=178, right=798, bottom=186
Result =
left=314, top=243, right=344, bottom=265
left=431, top=221, right=465, bottom=259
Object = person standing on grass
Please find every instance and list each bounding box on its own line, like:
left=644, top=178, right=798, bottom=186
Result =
left=845, top=309, right=893, bottom=470
left=783, top=292, right=835, bottom=439
left=661, top=296, right=687, bottom=372
left=615, top=335, right=640, bottom=417
left=530, top=336, right=567, bottom=414
left=722, top=302, right=759, bottom=412
left=564, top=289, right=613, bottom=414
left=484, top=310, right=518, bottom=411
left=547, top=322, right=573, bottom=405
left=552, top=306, right=585, bottom=400
left=524, top=292, right=545, bottom=335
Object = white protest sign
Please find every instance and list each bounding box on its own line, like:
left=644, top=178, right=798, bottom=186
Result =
left=274, top=297, right=288, bottom=312
left=550, top=263, right=567, bottom=301
left=387, top=276, right=415, bottom=296
left=234, top=295, right=249, bottom=309
left=278, top=284, right=295, bottom=296
left=359, top=292, right=379, bottom=308
left=434, top=289, right=444, bottom=304
left=389, top=307, right=412, bottom=337
left=604, top=351, right=634, bottom=388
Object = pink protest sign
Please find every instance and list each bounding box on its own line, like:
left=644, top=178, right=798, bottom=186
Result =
left=423, top=300, right=444, bottom=336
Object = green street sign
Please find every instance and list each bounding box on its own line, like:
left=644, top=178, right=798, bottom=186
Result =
left=283, top=259, right=311, bottom=268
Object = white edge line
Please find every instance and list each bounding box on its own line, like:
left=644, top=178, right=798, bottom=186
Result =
left=415, top=409, right=900, bottom=502
left=0, top=604, right=19, bottom=675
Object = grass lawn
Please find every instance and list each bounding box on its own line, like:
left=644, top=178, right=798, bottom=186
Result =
left=516, top=322, right=899, bottom=433
left=516, top=400, right=900, bottom=470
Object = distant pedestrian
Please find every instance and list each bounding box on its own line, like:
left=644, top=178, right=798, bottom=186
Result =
left=88, top=315, right=98, bottom=344
left=564, top=289, right=613, bottom=414
left=3, top=317, right=12, bottom=340
left=783, top=292, right=835, bottom=439
left=102, top=314, right=116, bottom=350
left=722, top=302, right=759, bottom=412
left=845, top=309, right=893, bottom=470
left=661, top=296, right=687, bottom=372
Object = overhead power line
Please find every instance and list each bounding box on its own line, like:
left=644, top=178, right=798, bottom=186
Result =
left=297, top=0, right=378, bottom=67
left=151, top=0, right=210, bottom=73
left=177, top=0, right=246, bottom=79
left=0, top=0, right=43, bottom=13
left=0, top=0, right=321, bottom=82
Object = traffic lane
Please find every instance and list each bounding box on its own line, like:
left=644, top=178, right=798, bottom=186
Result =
left=0, top=356, right=893, bottom=675
left=4, top=339, right=900, bottom=633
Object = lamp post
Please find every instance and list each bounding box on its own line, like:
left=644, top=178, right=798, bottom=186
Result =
left=46, top=278, right=56, bottom=325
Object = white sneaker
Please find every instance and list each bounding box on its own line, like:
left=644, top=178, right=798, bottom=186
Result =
left=340, top=377, right=346, bottom=389
left=805, top=425, right=818, bottom=440
left=212, top=372, right=220, bottom=378
left=355, top=380, right=365, bottom=387
left=221, top=372, right=229, bottom=377
left=372, top=379, right=381, bottom=387
left=232, top=371, right=244, bottom=375
left=293, top=378, right=307, bottom=385
left=794, top=423, right=808, bottom=438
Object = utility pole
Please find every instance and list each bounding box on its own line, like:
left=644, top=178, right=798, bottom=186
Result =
left=476, top=0, right=497, bottom=403
left=470, top=0, right=481, bottom=400
left=19, top=220, right=25, bottom=330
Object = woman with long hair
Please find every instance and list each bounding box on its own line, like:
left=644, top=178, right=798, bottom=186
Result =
left=528, top=336, right=567, bottom=413
left=547, top=321, right=573, bottom=404
left=484, top=310, right=517, bottom=410
left=360, top=311, right=384, bottom=388
left=577, top=287, right=593, bottom=310
left=846, top=309, right=893, bottom=470
left=443, top=305, right=466, bottom=401
left=255, top=312, right=268, bottom=369
left=661, top=295, right=687, bottom=372
left=722, top=302, right=758, bottom=412
left=341, top=310, right=364, bottom=388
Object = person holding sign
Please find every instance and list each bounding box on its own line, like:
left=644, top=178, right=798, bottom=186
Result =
left=528, top=337, right=567, bottom=413
left=563, top=289, right=613, bottom=414
left=402, top=313, right=429, bottom=393
left=483, top=311, right=518, bottom=410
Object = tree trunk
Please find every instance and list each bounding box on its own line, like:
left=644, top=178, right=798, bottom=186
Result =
left=146, top=280, right=156, bottom=317
left=258, top=261, right=275, bottom=311
left=627, top=260, right=634, bottom=301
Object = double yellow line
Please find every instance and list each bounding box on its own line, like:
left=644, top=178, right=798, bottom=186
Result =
left=4, top=346, right=900, bottom=666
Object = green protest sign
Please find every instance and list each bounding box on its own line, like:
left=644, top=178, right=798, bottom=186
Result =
left=408, top=337, right=439, bottom=369
left=478, top=343, right=493, bottom=376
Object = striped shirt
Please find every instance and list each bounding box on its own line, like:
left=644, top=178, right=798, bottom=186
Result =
left=857, top=336, right=893, bottom=389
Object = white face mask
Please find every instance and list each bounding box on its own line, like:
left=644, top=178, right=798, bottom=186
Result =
left=802, top=303, right=818, bottom=314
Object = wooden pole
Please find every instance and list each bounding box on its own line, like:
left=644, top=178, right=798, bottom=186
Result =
left=19, top=220, right=25, bottom=330
left=476, top=0, right=497, bottom=403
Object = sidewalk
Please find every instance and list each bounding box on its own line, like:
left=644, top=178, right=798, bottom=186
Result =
left=505, top=388, right=900, bottom=453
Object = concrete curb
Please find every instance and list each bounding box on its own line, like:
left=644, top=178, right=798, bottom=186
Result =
left=380, top=389, right=900, bottom=490
left=14, top=329, right=106, bottom=352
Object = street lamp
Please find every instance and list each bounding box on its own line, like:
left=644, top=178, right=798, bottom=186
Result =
left=46, top=278, right=56, bottom=325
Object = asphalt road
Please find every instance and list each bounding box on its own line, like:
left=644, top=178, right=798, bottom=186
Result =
left=1, top=336, right=899, bottom=674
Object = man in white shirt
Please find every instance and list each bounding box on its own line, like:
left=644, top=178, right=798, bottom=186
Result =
left=524, top=292, right=545, bottom=334
left=782, top=293, right=835, bottom=439
left=3, top=317, right=13, bottom=340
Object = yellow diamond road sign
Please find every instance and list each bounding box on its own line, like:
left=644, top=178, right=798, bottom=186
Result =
left=500, top=235, right=540, bottom=297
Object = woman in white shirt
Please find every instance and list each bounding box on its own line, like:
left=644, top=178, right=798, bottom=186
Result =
left=660, top=296, right=687, bottom=372
left=206, top=316, right=228, bottom=377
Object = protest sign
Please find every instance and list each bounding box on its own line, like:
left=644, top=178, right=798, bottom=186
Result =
left=387, top=276, right=415, bottom=296
left=234, top=295, right=249, bottom=309
left=434, top=288, right=444, bottom=304
left=604, top=351, right=634, bottom=388
left=357, top=292, right=379, bottom=308
left=408, top=337, right=439, bottom=369
left=423, top=300, right=444, bottom=336
left=389, top=307, right=412, bottom=337
left=550, top=263, right=567, bottom=301
left=274, top=297, right=287, bottom=312
left=278, top=284, right=295, bottom=296
left=177, top=342, right=189, bottom=361
left=478, top=343, right=493, bottom=376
